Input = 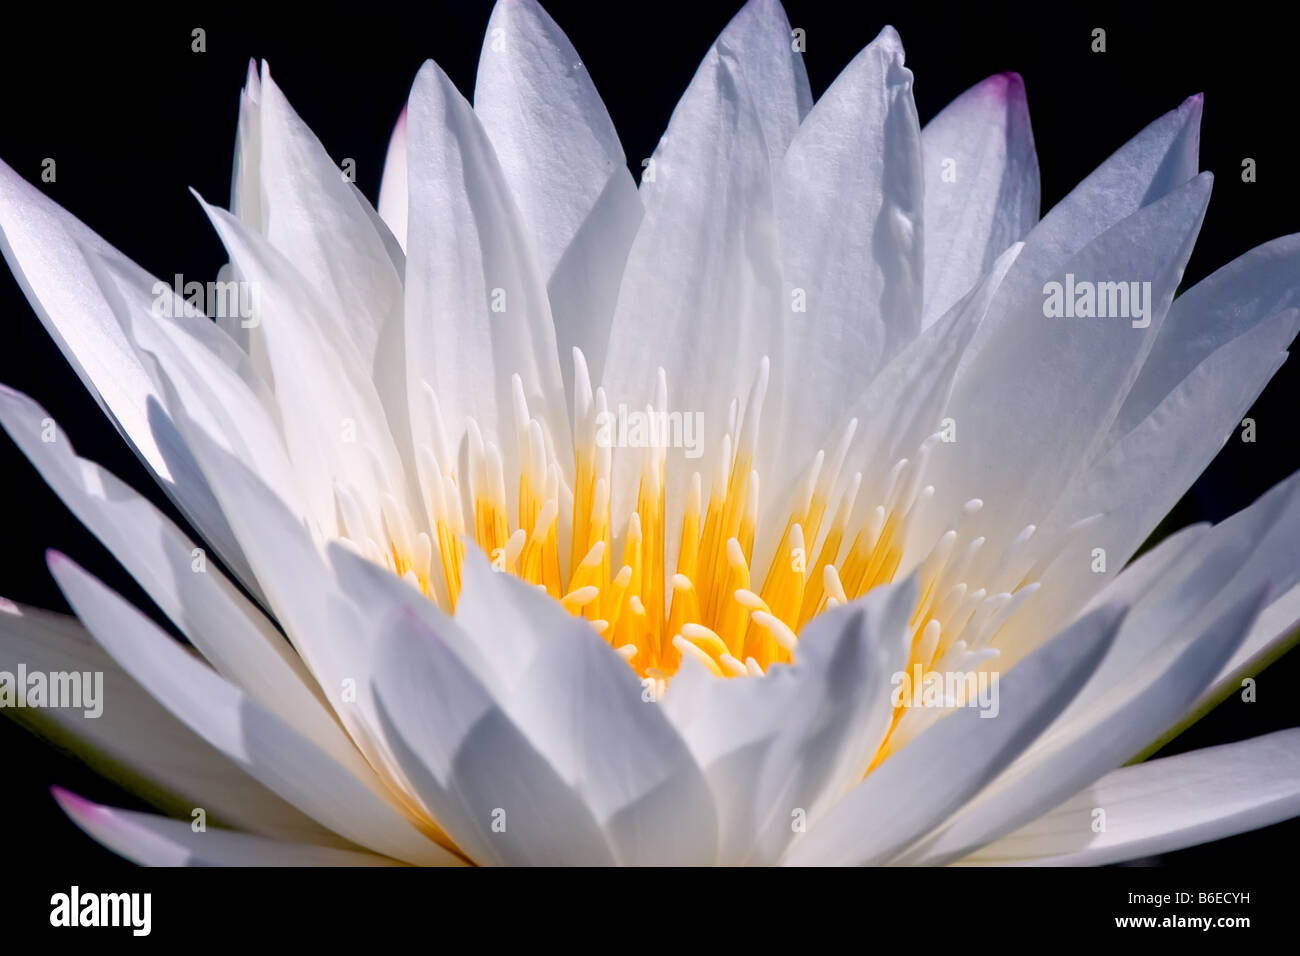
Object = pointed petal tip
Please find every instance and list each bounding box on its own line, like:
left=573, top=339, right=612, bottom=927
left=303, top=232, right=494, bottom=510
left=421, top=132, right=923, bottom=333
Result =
left=1179, top=92, right=1205, bottom=130
left=875, top=24, right=905, bottom=53
left=739, top=0, right=793, bottom=24
left=50, top=786, right=100, bottom=821
left=412, top=58, right=459, bottom=102
left=485, top=0, right=524, bottom=31
left=983, top=71, right=1027, bottom=102
left=50, top=785, right=80, bottom=807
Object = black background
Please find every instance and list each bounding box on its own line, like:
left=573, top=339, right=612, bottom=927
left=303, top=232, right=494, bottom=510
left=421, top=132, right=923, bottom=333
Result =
left=0, top=0, right=1297, bottom=868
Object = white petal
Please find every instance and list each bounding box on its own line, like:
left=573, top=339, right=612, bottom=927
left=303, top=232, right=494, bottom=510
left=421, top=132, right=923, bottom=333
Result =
left=451, top=552, right=718, bottom=864
left=1083, top=520, right=1211, bottom=607
left=348, top=545, right=537, bottom=698
left=371, top=601, right=616, bottom=865
left=195, top=193, right=412, bottom=533
left=1027, top=94, right=1200, bottom=264
left=757, top=241, right=1021, bottom=567
left=404, top=58, right=570, bottom=472
left=160, top=406, right=427, bottom=805
left=329, top=542, right=624, bottom=865
left=0, top=159, right=254, bottom=587
left=475, top=0, right=627, bottom=278
left=475, top=0, right=642, bottom=364
left=544, top=173, right=644, bottom=397
left=1036, top=306, right=1298, bottom=588
left=1114, top=233, right=1300, bottom=438
left=378, top=107, right=408, bottom=252
left=255, top=64, right=404, bottom=371
left=1198, top=580, right=1300, bottom=714
left=784, top=602, right=1125, bottom=865
left=662, top=575, right=915, bottom=864
left=0, top=386, right=360, bottom=773
left=78, top=249, right=304, bottom=525
left=1064, top=469, right=1300, bottom=703
left=328, top=540, right=509, bottom=698
left=962, top=729, right=1300, bottom=865
left=47, top=553, right=458, bottom=867
left=918, top=174, right=1212, bottom=573
left=770, top=26, right=924, bottom=503
left=812, top=240, right=1022, bottom=551
left=221, top=61, right=269, bottom=368
left=1030, top=237, right=1300, bottom=581
left=1003, top=93, right=1202, bottom=293
left=999, top=470, right=1300, bottom=785
left=54, top=789, right=407, bottom=867
left=600, top=10, right=785, bottom=525
left=962, top=95, right=1203, bottom=365
left=231, top=58, right=264, bottom=234
left=920, top=72, right=1039, bottom=325
left=897, top=581, right=1267, bottom=864
left=0, top=600, right=336, bottom=845
left=712, top=0, right=812, bottom=169
left=474, top=0, right=642, bottom=390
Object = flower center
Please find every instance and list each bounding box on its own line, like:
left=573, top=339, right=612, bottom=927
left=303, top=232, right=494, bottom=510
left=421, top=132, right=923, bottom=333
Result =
left=337, top=352, right=1050, bottom=711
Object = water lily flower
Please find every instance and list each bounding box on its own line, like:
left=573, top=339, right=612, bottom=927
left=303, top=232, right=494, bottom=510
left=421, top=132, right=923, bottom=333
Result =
left=2, top=0, right=1300, bottom=867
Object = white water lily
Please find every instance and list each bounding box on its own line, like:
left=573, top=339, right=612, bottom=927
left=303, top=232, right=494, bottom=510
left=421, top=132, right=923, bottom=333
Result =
left=2, top=0, right=1300, bottom=867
